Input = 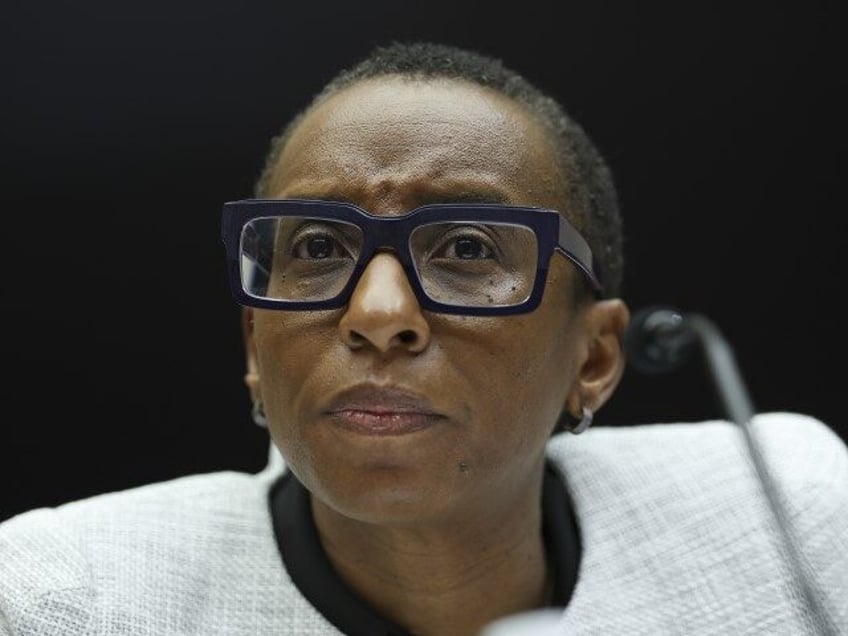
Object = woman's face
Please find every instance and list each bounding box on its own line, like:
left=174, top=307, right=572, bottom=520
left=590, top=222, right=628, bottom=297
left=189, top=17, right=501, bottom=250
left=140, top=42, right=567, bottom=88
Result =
left=246, top=77, right=620, bottom=526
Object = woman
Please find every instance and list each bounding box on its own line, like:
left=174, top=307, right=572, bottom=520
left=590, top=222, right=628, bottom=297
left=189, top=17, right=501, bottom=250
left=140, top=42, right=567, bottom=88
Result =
left=1, top=41, right=845, bottom=636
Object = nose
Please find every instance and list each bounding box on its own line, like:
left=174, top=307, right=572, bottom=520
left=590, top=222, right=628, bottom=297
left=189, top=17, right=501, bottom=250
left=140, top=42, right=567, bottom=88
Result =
left=338, top=252, right=431, bottom=353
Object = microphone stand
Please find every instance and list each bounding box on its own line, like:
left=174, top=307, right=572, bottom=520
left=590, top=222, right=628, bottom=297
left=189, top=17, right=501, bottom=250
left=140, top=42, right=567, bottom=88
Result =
left=657, top=312, right=838, bottom=636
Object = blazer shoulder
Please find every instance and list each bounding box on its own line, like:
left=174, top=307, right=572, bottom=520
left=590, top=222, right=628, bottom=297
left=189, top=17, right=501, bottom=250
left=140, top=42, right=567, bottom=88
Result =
left=748, top=411, right=847, bottom=505
left=0, top=469, right=277, bottom=635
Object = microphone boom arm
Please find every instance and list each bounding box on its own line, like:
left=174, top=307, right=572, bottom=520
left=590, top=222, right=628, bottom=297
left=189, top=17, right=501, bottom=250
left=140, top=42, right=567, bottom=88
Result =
left=681, top=313, right=755, bottom=426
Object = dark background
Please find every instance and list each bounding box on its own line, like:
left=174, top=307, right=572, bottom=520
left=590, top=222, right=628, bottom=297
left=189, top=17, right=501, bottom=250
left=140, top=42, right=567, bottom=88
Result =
left=2, top=0, right=844, bottom=521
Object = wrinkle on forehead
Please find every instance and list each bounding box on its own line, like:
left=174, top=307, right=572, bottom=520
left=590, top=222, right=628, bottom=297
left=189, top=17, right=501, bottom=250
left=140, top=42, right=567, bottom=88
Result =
left=268, top=77, right=569, bottom=212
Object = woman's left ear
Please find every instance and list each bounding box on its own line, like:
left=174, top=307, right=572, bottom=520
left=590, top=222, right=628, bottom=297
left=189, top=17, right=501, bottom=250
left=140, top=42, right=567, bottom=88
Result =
left=566, top=299, right=630, bottom=415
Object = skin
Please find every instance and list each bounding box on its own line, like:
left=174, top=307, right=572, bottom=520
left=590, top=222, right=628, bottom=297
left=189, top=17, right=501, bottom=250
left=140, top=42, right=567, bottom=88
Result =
left=243, top=76, right=629, bottom=636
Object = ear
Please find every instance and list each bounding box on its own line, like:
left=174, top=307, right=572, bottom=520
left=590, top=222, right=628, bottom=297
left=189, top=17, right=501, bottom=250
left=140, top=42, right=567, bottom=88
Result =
left=565, top=299, right=630, bottom=416
left=242, top=307, right=261, bottom=403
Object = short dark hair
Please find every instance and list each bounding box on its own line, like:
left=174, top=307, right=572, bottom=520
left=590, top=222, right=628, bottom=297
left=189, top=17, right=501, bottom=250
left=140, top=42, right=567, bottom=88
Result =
left=255, top=41, right=624, bottom=298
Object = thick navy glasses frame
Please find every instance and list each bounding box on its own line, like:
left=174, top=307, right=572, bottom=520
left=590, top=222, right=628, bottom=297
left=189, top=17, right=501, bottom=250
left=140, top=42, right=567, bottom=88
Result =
left=221, top=199, right=602, bottom=316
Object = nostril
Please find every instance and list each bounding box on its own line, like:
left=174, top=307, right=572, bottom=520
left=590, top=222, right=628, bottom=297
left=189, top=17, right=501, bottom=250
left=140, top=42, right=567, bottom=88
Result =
left=398, top=330, right=417, bottom=345
left=343, top=326, right=423, bottom=351
left=348, top=330, right=367, bottom=347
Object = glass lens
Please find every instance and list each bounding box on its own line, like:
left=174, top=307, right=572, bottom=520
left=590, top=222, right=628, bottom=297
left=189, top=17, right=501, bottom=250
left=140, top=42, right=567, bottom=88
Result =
left=240, top=216, right=363, bottom=301
left=409, top=222, right=538, bottom=307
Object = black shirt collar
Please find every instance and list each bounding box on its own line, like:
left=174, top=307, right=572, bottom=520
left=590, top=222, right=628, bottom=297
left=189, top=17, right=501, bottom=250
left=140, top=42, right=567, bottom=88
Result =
left=269, top=462, right=580, bottom=636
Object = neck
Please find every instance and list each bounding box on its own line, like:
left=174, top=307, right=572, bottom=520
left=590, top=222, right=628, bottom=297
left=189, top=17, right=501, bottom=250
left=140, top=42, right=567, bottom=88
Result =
left=310, top=477, right=550, bottom=636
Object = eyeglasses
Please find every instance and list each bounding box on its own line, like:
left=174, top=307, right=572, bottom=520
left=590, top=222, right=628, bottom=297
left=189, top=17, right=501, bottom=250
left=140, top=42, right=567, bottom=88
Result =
left=221, top=199, right=602, bottom=316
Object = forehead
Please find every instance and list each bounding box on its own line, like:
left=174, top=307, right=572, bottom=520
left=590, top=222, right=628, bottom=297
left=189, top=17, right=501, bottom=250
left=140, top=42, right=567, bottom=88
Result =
left=268, top=77, right=568, bottom=211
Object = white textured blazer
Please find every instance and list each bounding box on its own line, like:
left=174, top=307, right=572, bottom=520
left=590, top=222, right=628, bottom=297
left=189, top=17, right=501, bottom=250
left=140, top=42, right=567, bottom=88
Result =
left=1, top=412, right=846, bottom=635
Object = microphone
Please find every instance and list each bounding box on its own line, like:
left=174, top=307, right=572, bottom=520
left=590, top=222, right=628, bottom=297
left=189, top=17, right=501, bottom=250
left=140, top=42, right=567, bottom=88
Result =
left=624, top=305, right=838, bottom=636
left=624, top=305, right=754, bottom=424
left=623, top=305, right=696, bottom=375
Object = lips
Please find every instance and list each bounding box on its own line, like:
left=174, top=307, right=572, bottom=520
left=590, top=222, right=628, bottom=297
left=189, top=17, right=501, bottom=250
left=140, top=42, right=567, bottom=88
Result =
left=323, top=384, right=445, bottom=435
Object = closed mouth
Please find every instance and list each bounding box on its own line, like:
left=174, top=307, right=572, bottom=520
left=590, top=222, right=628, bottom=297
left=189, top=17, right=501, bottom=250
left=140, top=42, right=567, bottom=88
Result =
left=324, top=385, right=445, bottom=435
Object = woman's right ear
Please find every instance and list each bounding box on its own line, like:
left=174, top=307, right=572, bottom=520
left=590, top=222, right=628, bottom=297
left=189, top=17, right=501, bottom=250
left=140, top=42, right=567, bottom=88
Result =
left=242, top=308, right=260, bottom=400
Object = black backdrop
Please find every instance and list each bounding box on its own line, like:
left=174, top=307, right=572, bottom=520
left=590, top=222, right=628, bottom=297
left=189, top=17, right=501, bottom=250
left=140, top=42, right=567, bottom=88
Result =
left=2, top=0, right=844, bottom=522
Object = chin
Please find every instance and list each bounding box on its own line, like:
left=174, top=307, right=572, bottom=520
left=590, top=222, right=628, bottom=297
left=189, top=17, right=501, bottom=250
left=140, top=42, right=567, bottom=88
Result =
left=314, top=463, right=463, bottom=526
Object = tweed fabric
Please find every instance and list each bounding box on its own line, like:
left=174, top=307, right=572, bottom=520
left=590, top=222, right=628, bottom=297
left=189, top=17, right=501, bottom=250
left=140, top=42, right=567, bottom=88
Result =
left=1, top=412, right=845, bottom=635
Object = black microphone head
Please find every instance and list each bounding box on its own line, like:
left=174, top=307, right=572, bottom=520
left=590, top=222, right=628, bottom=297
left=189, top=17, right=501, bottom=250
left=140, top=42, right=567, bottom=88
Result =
left=624, top=305, right=697, bottom=375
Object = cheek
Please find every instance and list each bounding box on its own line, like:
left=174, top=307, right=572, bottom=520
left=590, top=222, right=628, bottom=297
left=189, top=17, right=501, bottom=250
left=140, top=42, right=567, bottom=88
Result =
left=252, top=312, right=342, bottom=461
left=255, top=327, right=303, bottom=407
left=254, top=309, right=340, bottom=386
left=443, top=312, right=576, bottom=441
left=483, top=286, right=579, bottom=430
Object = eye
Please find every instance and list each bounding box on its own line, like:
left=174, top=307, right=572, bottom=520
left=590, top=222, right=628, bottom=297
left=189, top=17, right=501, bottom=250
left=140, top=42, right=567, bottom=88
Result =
left=291, top=225, right=351, bottom=260
left=433, top=227, right=496, bottom=260
left=452, top=237, right=487, bottom=259
left=302, top=235, right=335, bottom=259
